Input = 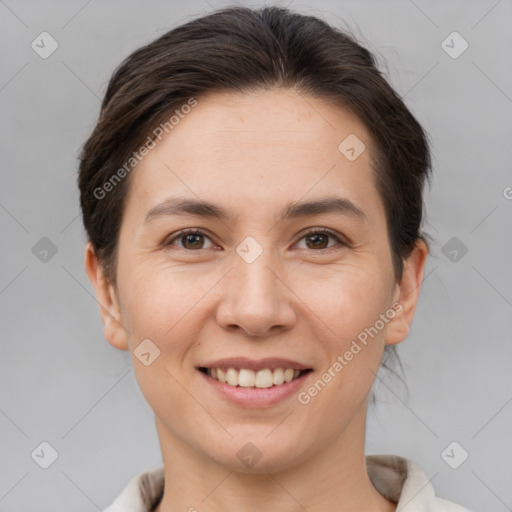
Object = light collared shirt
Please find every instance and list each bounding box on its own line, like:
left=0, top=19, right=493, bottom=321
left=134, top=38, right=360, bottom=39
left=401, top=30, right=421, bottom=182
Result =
left=103, top=454, right=472, bottom=511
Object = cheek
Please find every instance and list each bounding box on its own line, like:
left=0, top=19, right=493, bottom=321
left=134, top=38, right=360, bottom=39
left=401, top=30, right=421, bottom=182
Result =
left=120, top=268, right=207, bottom=420
left=296, top=265, right=391, bottom=397
left=295, top=262, right=392, bottom=342
left=120, top=263, right=218, bottom=354
left=121, top=250, right=393, bottom=356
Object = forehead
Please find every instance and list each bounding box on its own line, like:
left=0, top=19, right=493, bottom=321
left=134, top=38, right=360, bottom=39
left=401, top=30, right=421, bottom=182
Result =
left=126, top=88, right=383, bottom=224
left=155, top=87, right=370, bottom=155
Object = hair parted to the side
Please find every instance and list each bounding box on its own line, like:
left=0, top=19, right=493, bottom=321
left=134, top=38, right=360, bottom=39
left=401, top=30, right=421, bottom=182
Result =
left=78, top=5, right=432, bottom=393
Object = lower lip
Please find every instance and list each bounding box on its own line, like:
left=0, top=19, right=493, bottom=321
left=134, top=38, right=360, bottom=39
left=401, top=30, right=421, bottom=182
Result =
left=198, top=370, right=312, bottom=407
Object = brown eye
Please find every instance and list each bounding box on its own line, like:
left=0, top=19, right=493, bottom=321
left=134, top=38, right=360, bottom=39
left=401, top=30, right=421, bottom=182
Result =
left=165, top=229, right=214, bottom=250
left=181, top=233, right=205, bottom=250
left=296, top=229, right=348, bottom=251
left=305, top=232, right=330, bottom=249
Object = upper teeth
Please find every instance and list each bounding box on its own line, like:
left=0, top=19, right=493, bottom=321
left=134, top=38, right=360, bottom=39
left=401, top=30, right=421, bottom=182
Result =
left=207, top=367, right=302, bottom=388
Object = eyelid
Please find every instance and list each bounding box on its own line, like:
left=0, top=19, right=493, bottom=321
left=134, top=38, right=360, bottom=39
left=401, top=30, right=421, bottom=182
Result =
left=296, top=227, right=351, bottom=249
left=163, top=228, right=218, bottom=249
left=164, top=227, right=351, bottom=251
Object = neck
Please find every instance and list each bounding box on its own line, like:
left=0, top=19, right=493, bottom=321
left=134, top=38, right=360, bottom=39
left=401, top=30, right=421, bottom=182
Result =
left=153, top=406, right=395, bottom=512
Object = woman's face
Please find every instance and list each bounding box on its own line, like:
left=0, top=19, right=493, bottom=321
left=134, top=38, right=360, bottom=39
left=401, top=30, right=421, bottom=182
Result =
left=88, top=88, right=424, bottom=472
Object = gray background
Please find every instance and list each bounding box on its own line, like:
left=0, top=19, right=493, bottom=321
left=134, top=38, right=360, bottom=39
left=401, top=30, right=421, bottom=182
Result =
left=1, top=0, right=511, bottom=510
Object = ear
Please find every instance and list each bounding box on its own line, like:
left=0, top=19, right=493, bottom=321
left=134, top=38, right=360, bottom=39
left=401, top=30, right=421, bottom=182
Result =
left=84, top=241, right=129, bottom=351
left=385, top=238, right=429, bottom=346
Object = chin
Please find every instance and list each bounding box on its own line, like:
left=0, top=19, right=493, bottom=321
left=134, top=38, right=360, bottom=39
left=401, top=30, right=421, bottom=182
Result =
left=209, top=437, right=309, bottom=474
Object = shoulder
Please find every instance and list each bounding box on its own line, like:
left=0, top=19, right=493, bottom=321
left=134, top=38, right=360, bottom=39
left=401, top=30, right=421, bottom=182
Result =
left=103, top=466, right=165, bottom=512
left=366, top=454, right=473, bottom=511
left=435, top=497, right=473, bottom=511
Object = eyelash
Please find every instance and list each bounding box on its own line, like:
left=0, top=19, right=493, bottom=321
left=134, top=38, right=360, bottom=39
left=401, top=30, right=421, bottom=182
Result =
left=163, top=227, right=350, bottom=253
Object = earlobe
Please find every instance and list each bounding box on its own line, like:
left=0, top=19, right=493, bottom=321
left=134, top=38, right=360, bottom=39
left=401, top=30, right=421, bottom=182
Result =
left=84, top=242, right=130, bottom=351
left=385, top=239, right=429, bottom=346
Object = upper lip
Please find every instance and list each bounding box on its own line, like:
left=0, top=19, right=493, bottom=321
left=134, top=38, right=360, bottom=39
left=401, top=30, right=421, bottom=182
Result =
left=198, top=357, right=312, bottom=371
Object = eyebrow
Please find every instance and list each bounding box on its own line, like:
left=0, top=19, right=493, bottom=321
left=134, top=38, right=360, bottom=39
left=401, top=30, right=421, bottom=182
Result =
left=144, top=195, right=367, bottom=225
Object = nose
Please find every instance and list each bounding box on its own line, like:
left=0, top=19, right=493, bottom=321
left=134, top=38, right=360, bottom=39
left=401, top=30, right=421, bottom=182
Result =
left=215, top=248, right=297, bottom=337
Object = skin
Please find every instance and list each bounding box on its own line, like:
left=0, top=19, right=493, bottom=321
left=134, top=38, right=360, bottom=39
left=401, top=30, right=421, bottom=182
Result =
left=86, top=88, right=428, bottom=512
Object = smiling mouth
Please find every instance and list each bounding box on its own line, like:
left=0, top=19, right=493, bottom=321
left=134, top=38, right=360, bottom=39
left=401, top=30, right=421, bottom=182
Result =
left=198, top=367, right=313, bottom=389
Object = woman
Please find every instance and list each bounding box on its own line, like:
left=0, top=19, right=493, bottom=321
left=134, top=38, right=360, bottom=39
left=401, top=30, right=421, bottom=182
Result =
left=78, top=6, right=472, bottom=511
